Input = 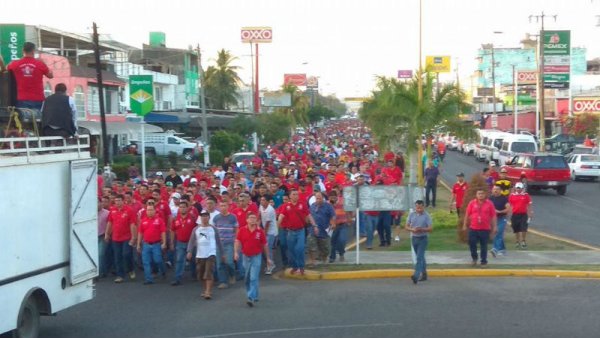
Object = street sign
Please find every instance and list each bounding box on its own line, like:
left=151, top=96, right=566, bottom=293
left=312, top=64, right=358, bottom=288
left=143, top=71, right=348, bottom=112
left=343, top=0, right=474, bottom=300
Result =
left=544, top=65, right=570, bottom=73
left=544, top=73, right=570, bottom=82
left=129, top=75, right=154, bottom=116
left=241, top=27, right=272, bottom=43
left=425, top=55, right=451, bottom=73
left=343, top=185, right=408, bottom=211
left=0, top=24, right=25, bottom=64
left=491, top=113, right=498, bottom=128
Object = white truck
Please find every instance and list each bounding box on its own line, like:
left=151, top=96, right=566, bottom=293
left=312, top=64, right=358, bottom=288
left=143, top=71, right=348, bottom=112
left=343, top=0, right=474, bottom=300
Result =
left=0, top=135, right=98, bottom=338
left=138, top=132, right=197, bottom=160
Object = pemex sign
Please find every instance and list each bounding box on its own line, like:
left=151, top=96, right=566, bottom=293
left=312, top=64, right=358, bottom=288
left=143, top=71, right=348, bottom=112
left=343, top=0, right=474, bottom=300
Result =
left=0, top=24, right=25, bottom=64
left=129, top=75, right=154, bottom=116
left=543, top=30, right=570, bottom=89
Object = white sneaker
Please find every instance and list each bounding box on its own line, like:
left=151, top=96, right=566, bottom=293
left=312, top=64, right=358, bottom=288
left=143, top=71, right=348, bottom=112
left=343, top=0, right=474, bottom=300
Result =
left=265, top=264, right=276, bottom=275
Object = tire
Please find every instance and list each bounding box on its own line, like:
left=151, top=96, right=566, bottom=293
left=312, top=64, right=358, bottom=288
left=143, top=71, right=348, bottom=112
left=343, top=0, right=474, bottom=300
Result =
left=557, top=185, right=567, bottom=196
left=13, top=297, right=40, bottom=338
left=183, top=150, right=193, bottom=161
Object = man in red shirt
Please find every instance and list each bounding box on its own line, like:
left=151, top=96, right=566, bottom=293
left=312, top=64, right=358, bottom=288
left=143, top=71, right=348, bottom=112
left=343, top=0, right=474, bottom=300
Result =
left=463, top=189, right=497, bottom=267
left=450, top=172, right=468, bottom=217
left=234, top=214, right=272, bottom=307
left=105, top=195, right=137, bottom=283
left=508, top=182, right=533, bottom=249
left=7, top=42, right=53, bottom=110
left=277, top=190, right=317, bottom=275
left=170, top=200, right=198, bottom=285
left=136, top=203, right=167, bottom=285
left=232, top=193, right=259, bottom=228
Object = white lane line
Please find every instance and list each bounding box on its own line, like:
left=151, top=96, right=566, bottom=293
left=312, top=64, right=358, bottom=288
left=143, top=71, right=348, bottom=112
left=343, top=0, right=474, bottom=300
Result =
left=559, top=195, right=585, bottom=205
left=194, top=323, right=404, bottom=338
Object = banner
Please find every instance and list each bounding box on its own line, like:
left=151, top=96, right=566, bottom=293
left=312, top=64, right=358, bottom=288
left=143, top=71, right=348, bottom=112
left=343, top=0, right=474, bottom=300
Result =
left=425, top=56, right=451, bottom=73
left=0, top=24, right=25, bottom=64
left=129, top=75, right=154, bottom=116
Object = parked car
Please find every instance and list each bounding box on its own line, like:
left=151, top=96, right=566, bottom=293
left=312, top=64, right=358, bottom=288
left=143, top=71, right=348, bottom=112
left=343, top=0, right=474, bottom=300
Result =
left=501, top=152, right=571, bottom=195
left=231, top=152, right=256, bottom=167
left=138, top=133, right=197, bottom=160
left=481, top=131, right=510, bottom=164
left=566, top=154, right=600, bottom=181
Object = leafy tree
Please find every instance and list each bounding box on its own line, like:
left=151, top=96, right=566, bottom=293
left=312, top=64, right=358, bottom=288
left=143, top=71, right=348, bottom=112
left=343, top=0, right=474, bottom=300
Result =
left=257, top=113, right=292, bottom=143
left=210, top=130, right=237, bottom=156
left=204, top=49, right=242, bottom=110
left=307, top=104, right=336, bottom=123
left=360, top=72, right=472, bottom=186
left=230, top=114, right=258, bottom=137
left=560, top=113, right=599, bottom=137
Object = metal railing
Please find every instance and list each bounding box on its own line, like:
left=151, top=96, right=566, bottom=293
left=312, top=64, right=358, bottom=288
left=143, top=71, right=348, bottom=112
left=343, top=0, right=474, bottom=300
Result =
left=0, top=135, right=91, bottom=159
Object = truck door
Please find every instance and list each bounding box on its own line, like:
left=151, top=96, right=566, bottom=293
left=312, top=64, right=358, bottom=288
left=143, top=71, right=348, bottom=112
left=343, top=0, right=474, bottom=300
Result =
left=166, top=136, right=181, bottom=155
left=69, top=159, right=99, bottom=285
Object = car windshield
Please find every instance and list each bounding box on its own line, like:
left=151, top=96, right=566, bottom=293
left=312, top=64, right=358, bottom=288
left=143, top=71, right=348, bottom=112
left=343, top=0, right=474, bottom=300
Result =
left=534, top=156, right=568, bottom=169
left=572, top=147, right=594, bottom=155
left=581, top=155, right=600, bottom=162
left=511, top=142, right=536, bottom=153
left=232, top=154, right=255, bottom=163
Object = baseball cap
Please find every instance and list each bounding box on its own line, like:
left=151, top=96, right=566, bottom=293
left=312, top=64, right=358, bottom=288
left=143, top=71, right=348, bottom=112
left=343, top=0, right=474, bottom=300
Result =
left=500, top=168, right=507, bottom=173
left=456, top=172, right=465, bottom=177
left=190, top=178, right=198, bottom=183
left=489, top=162, right=496, bottom=167
left=155, top=171, right=163, bottom=177
left=171, top=192, right=181, bottom=199
left=515, top=182, right=524, bottom=189
left=165, top=181, right=173, bottom=187
left=199, top=211, right=210, bottom=217
left=289, top=161, right=296, bottom=165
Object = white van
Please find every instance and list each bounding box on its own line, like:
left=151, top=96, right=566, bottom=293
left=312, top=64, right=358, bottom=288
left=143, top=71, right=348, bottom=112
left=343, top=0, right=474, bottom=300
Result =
left=140, top=133, right=197, bottom=160
left=475, top=129, right=494, bottom=162
left=483, top=131, right=511, bottom=164
left=498, top=134, right=538, bottom=166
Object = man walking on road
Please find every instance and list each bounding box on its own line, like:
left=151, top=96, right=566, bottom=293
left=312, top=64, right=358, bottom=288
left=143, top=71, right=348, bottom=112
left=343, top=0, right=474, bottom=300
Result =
left=234, top=214, right=272, bottom=307
left=308, top=192, right=335, bottom=267
left=136, top=203, right=167, bottom=285
left=489, top=186, right=510, bottom=257
left=463, top=189, right=497, bottom=267
left=278, top=190, right=316, bottom=275
left=187, top=211, right=222, bottom=299
left=405, top=200, right=432, bottom=284
left=424, top=161, right=440, bottom=208
left=508, top=182, right=533, bottom=249
left=450, top=172, right=468, bottom=217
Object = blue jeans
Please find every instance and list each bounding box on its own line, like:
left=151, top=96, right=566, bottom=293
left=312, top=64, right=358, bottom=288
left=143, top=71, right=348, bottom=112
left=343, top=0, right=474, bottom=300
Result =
left=98, top=237, right=107, bottom=276
left=377, top=211, right=392, bottom=245
left=174, top=241, right=195, bottom=282
left=358, top=212, right=367, bottom=236
left=142, top=242, right=166, bottom=283
left=364, top=215, right=378, bottom=248
left=493, top=217, right=507, bottom=253
left=278, top=229, right=289, bottom=266
left=412, top=236, right=428, bottom=279
left=287, top=229, right=306, bottom=269
left=217, top=243, right=235, bottom=284
left=469, top=230, right=490, bottom=264
left=425, top=182, right=437, bottom=207
left=266, top=234, right=276, bottom=263
left=243, top=254, right=262, bottom=301
left=112, top=240, right=133, bottom=278
left=329, top=224, right=348, bottom=260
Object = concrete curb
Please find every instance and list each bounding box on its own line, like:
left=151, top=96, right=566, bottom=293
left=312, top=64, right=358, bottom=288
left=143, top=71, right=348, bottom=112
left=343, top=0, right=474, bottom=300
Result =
left=283, top=268, right=600, bottom=280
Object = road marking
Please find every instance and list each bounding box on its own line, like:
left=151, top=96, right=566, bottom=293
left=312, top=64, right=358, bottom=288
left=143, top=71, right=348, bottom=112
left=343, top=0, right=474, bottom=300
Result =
left=559, top=195, right=585, bottom=205
left=195, top=323, right=404, bottom=338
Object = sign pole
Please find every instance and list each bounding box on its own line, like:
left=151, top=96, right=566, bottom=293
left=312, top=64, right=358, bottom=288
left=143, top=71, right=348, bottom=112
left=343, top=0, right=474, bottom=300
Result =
left=513, top=65, right=518, bottom=133
left=355, top=186, right=360, bottom=265
left=141, top=121, right=146, bottom=180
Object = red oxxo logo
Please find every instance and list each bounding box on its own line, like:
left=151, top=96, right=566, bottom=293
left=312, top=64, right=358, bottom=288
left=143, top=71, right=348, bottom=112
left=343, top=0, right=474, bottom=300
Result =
left=573, top=99, right=600, bottom=113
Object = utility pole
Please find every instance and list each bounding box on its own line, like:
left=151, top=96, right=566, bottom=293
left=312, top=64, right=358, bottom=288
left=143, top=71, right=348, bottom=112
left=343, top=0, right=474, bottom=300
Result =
left=491, top=45, right=497, bottom=116
left=416, top=0, right=424, bottom=187
left=513, top=64, right=518, bottom=133
left=92, top=22, right=109, bottom=167
left=530, top=12, right=557, bottom=149
left=197, top=44, right=209, bottom=166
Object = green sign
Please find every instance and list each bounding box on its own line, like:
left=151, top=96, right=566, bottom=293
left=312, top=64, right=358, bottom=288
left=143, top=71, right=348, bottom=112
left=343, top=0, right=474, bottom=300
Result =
left=544, top=73, right=570, bottom=82
left=0, top=24, right=25, bottom=64
left=129, top=75, right=154, bottom=116
left=543, top=30, right=570, bottom=56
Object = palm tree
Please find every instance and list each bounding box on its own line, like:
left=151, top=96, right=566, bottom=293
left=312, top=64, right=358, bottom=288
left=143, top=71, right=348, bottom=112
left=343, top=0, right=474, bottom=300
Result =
left=275, top=84, right=310, bottom=128
left=360, top=72, right=473, bottom=186
left=204, top=49, right=242, bottom=110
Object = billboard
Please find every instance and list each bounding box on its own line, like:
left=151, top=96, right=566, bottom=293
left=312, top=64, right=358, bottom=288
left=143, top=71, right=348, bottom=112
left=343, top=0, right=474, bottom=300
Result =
left=129, top=75, right=154, bottom=116
left=343, top=185, right=408, bottom=211
left=397, top=70, right=413, bottom=79
left=262, top=92, right=292, bottom=107
left=516, top=71, right=537, bottom=85
left=283, top=73, right=307, bottom=86
left=306, top=76, right=318, bottom=89
left=543, top=30, right=570, bottom=89
left=425, top=55, right=451, bottom=73
left=0, top=24, right=25, bottom=64
left=573, top=98, right=600, bottom=114
left=241, top=27, right=272, bottom=43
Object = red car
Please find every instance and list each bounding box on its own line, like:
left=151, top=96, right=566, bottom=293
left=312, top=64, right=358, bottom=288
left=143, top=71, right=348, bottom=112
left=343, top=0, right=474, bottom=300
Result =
left=501, top=152, right=571, bottom=195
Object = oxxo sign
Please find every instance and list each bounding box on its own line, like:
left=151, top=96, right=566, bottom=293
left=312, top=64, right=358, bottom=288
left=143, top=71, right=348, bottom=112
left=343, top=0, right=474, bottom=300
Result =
left=573, top=98, right=600, bottom=114
left=241, top=27, right=272, bottom=43
left=517, top=71, right=537, bottom=84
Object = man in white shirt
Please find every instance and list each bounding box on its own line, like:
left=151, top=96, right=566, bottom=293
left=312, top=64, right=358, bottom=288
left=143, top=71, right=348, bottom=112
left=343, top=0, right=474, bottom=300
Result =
left=259, top=196, right=277, bottom=275
left=187, top=211, right=223, bottom=300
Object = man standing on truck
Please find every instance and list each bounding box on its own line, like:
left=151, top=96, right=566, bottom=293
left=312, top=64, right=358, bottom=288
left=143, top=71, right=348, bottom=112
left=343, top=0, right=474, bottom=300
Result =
left=40, top=83, right=77, bottom=139
left=7, top=42, right=53, bottom=111
left=137, top=203, right=167, bottom=285
left=105, top=195, right=137, bottom=283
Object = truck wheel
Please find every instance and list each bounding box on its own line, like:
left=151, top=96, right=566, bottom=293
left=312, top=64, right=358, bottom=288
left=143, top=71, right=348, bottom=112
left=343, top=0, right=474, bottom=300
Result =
left=13, top=297, right=40, bottom=338
left=183, top=150, right=193, bottom=161
left=557, top=185, right=567, bottom=196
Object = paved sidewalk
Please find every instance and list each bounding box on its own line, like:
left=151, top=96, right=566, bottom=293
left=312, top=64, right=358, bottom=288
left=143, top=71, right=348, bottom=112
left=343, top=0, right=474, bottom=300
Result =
left=341, top=250, right=600, bottom=265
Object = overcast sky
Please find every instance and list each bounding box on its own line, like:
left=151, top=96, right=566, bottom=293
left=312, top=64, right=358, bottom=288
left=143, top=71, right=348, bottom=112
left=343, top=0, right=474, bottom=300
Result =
left=5, top=0, right=600, bottom=99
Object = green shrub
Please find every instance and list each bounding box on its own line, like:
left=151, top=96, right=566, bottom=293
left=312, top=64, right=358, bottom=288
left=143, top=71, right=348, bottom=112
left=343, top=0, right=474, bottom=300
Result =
left=111, top=162, right=130, bottom=181
left=154, top=156, right=166, bottom=169
left=167, top=151, right=178, bottom=168
left=209, top=148, right=224, bottom=166
left=113, top=154, right=138, bottom=165
left=430, top=208, right=459, bottom=230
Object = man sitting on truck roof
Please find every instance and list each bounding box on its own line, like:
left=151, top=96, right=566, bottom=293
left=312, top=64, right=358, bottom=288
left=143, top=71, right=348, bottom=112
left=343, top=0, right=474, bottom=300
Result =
left=41, top=83, right=78, bottom=140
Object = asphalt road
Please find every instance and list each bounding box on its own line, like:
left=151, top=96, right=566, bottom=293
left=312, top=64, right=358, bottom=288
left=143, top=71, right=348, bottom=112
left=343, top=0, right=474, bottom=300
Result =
left=439, top=150, right=600, bottom=247
left=38, top=276, right=600, bottom=338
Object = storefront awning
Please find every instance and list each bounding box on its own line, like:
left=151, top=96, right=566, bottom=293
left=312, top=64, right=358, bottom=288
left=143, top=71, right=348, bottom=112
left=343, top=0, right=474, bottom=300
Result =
left=78, top=121, right=163, bottom=136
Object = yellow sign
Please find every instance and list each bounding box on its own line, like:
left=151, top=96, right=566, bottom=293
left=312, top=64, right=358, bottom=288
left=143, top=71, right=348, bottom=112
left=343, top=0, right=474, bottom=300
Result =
left=425, top=55, right=451, bottom=73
